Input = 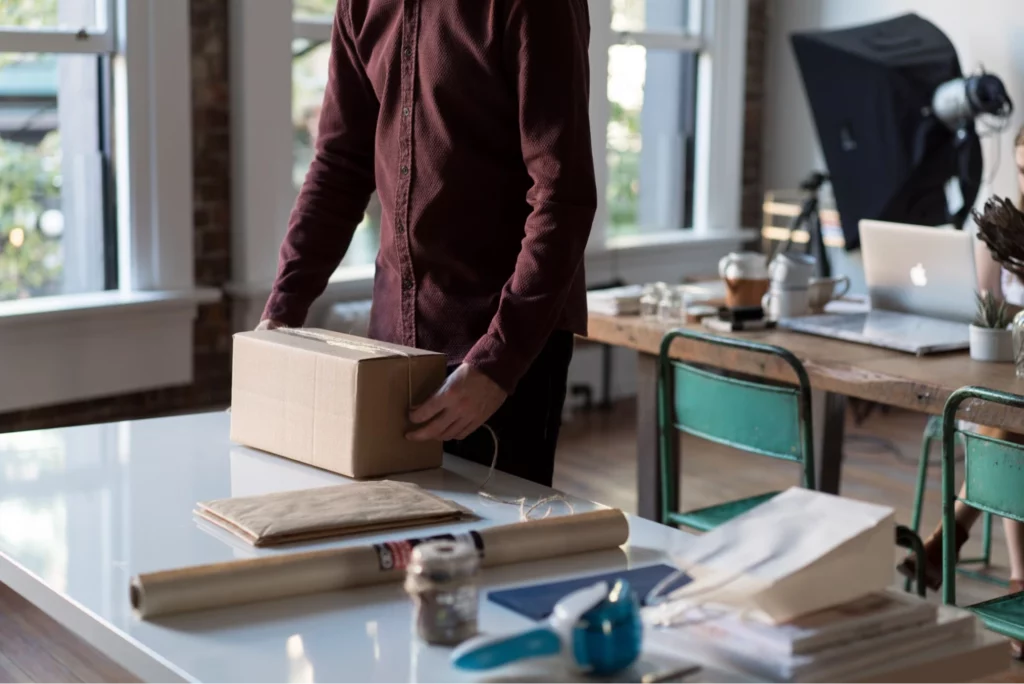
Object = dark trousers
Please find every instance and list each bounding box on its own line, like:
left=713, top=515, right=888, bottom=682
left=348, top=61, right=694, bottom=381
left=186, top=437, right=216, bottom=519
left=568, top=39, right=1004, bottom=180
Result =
left=445, top=331, right=575, bottom=487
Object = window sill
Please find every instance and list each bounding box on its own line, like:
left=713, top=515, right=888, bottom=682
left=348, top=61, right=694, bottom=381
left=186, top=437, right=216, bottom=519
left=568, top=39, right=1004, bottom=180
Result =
left=0, top=288, right=221, bottom=413
left=600, top=227, right=757, bottom=253
left=0, top=288, right=221, bottom=328
left=227, top=229, right=756, bottom=328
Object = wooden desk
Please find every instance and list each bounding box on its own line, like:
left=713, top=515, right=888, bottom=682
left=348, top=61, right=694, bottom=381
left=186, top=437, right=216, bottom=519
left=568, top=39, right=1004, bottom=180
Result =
left=588, top=314, right=1024, bottom=520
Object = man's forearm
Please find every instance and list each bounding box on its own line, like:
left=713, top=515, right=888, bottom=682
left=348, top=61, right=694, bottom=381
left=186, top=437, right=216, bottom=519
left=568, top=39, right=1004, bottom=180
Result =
left=262, top=5, right=378, bottom=327
left=464, top=200, right=594, bottom=393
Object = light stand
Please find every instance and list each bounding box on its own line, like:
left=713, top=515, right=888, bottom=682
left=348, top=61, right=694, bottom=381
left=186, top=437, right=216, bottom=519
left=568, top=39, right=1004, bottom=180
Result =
left=773, top=171, right=831, bottom=278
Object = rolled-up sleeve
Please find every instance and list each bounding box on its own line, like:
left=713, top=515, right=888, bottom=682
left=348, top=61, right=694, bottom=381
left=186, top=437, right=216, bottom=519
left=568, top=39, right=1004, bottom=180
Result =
left=462, top=0, right=596, bottom=393
left=262, top=6, right=379, bottom=327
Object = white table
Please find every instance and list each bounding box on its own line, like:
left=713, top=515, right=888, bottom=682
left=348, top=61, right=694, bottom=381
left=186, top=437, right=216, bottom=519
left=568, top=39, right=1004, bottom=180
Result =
left=0, top=412, right=1007, bottom=683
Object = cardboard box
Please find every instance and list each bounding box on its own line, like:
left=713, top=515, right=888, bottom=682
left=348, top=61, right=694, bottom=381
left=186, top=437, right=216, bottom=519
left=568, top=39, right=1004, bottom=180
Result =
left=230, top=328, right=447, bottom=478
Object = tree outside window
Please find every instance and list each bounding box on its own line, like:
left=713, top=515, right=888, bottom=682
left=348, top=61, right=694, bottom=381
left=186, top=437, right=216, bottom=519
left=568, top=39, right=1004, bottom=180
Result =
left=0, top=0, right=65, bottom=300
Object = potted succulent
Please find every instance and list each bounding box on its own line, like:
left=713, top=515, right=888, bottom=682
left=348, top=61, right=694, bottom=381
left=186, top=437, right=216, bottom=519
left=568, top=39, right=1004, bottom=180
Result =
left=970, top=291, right=1014, bottom=362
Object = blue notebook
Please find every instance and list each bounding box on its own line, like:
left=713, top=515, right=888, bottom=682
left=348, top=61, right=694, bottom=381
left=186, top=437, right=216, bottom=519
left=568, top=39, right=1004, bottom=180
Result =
left=487, top=564, right=691, bottom=621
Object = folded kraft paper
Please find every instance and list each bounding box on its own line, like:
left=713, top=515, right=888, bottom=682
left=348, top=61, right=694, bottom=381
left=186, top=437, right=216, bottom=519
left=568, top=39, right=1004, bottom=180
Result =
left=132, top=508, right=629, bottom=619
left=195, top=481, right=472, bottom=547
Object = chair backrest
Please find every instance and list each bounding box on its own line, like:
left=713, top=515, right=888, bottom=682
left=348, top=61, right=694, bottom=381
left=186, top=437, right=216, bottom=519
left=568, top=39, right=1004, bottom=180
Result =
left=943, top=387, right=1024, bottom=524
left=658, top=329, right=816, bottom=490
left=941, top=386, right=1024, bottom=605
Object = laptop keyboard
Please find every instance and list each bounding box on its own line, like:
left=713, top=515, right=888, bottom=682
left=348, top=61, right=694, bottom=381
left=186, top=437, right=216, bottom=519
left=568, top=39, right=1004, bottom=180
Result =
left=780, top=310, right=970, bottom=354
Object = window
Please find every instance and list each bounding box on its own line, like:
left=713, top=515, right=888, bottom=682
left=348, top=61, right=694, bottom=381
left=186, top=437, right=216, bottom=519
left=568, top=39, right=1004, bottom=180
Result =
left=292, top=2, right=379, bottom=269
left=230, top=0, right=748, bottom=302
left=0, top=0, right=114, bottom=301
left=0, top=1, right=204, bottom=412
left=604, top=0, right=700, bottom=237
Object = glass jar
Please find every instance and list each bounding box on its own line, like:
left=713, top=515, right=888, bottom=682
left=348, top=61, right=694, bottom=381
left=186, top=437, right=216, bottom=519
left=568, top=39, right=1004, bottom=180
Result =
left=640, top=284, right=661, bottom=318
left=658, top=286, right=688, bottom=323
left=404, top=540, right=480, bottom=645
left=1013, top=309, right=1024, bottom=378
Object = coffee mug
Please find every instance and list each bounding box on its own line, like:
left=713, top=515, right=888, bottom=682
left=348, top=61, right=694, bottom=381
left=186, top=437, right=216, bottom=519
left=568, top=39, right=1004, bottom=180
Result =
left=808, top=275, right=851, bottom=313
left=762, top=286, right=810, bottom=321
left=719, top=252, right=769, bottom=309
left=718, top=252, right=768, bottom=280
left=768, top=251, right=817, bottom=289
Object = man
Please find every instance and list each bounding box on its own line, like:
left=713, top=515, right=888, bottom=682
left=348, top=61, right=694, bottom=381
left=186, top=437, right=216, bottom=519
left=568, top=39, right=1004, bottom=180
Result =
left=259, top=0, right=596, bottom=487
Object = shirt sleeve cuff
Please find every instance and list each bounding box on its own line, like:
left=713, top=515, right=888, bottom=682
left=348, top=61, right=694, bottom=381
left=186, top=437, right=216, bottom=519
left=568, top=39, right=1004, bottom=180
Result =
left=261, top=292, right=313, bottom=328
left=462, top=334, right=531, bottom=395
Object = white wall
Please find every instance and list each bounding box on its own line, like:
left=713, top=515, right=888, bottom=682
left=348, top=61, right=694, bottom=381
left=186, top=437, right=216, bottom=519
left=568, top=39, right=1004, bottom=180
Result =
left=763, top=0, right=1024, bottom=203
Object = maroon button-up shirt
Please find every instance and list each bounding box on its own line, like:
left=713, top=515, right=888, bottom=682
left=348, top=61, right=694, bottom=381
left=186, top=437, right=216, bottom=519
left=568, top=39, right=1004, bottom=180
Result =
left=262, top=0, right=597, bottom=393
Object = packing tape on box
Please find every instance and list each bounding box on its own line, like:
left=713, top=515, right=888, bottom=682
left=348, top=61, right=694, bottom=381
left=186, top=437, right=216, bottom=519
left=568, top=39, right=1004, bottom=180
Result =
left=130, top=508, right=629, bottom=619
left=277, top=328, right=416, bottom=404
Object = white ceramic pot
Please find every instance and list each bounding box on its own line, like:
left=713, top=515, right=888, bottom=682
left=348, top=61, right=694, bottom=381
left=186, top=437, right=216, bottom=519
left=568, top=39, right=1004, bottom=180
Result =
left=969, top=325, right=1014, bottom=363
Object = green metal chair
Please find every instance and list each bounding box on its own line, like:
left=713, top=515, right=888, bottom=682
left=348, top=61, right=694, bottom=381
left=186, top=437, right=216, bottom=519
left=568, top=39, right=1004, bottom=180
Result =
left=942, top=387, right=1024, bottom=639
left=908, top=415, right=1004, bottom=592
left=657, top=329, right=928, bottom=598
left=656, top=329, right=816, bottom=532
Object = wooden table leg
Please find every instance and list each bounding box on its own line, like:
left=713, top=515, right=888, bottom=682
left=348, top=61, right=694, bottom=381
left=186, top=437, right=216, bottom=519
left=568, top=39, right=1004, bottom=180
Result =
left=819, top=391, right=847, bottom=494
left=637, top=351, right=674, bottom=521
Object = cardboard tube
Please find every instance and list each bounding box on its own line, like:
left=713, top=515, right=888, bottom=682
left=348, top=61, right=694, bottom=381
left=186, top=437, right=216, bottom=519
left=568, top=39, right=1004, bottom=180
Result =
left=131, top=508, right=629, bottom=619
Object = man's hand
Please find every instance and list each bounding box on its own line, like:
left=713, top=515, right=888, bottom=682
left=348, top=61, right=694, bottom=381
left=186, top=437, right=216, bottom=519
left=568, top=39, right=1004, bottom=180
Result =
left=256, top=319, right=286, bottom=331
left=407, top=364, right=507, bottom=442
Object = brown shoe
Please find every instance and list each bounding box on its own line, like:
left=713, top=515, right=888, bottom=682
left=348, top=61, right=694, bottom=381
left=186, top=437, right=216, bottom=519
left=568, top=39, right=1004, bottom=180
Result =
left=896, top=521, right=969, bottom=592
left=1010, top=580, right=1024, bottom=660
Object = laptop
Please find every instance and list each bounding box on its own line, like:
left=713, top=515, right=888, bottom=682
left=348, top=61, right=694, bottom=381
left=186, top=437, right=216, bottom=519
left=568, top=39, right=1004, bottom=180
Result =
left=779, top=220, right=976, bottom=355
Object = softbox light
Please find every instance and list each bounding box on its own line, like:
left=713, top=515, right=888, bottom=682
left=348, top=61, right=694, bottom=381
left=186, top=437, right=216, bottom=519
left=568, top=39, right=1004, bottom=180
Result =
left=792, top=13, right=983, bottom=250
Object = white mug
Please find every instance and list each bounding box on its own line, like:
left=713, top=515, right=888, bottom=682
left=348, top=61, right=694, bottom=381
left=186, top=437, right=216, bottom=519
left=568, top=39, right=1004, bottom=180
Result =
left=769, top=251, right=817, bottom=289
left=718, top=252, right=768, bottom=281
left=808, top=275, right=851, bottom=313
left=762, top=287, right=810, bottom=321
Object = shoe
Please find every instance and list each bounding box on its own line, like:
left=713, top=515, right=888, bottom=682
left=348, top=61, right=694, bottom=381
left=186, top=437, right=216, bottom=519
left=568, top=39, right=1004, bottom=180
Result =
left=1010, top=580, right=1024, bottom=661
left=896, top=521, right=969, bottom=592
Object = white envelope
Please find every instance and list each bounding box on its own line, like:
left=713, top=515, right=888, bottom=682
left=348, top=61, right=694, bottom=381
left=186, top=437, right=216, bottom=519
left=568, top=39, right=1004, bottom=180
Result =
left=660, top=488, right=894, bottom=625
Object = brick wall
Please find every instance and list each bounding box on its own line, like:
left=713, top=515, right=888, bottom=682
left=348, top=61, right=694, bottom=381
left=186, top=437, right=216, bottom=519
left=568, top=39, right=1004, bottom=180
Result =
left=0, top=0, right=233, bottom=433
left=742, top=0, right=768, bottom=231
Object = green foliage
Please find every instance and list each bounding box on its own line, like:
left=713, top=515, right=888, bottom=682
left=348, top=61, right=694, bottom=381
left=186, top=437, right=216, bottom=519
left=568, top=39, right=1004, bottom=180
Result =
left=0, top=133, right=63, bottom=300
left=607, top=102, right=641, bottom=236
left=293, top=0, right=337, bottom=18
left=0, top=0, right=58, bottom=26
left=974, top=290, right=1013, bottom=329
left=0, top=0, right=59, bottom=69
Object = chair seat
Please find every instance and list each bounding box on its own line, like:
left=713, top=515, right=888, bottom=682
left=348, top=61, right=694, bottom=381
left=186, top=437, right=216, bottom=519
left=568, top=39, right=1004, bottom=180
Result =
left=666, top=491, right=780, bottom=532
left=968, top=592, right=1024, bottom=640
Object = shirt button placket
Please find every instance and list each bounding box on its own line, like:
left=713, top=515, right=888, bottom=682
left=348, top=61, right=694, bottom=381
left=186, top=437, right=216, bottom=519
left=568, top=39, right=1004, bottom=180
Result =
left=396, top=0, right=419, bottom=348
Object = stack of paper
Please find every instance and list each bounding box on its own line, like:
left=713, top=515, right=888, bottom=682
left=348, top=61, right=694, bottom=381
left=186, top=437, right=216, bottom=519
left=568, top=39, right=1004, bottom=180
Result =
left=586, top=285, right=644, bottom=316
left=647, top=590, right=977, bottom=683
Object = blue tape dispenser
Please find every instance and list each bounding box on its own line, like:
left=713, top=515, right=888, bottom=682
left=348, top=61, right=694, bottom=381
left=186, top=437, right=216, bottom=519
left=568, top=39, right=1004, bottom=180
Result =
left=451, top=579, right=643, bottom=676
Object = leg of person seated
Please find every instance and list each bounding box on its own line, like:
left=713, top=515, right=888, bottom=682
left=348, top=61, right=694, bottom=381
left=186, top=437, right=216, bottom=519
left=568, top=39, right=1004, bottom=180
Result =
left=896, top=425, right=1013, bottom=589
left=1005, top=517, right=1024, bottom=659
left=899, top=481, right=975, bottom=591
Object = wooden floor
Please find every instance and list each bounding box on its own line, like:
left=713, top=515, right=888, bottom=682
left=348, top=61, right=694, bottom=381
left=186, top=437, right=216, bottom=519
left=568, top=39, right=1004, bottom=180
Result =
left=2, top=401, right=1022, bottom=681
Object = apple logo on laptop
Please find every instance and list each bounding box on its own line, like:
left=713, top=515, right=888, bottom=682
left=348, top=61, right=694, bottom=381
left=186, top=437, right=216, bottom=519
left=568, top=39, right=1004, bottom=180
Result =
left=910, top=263, right=928, bottom=287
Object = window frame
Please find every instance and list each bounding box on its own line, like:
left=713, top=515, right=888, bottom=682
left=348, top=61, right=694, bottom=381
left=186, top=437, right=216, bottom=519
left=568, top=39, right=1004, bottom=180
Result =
left=228, top=0, right=752, bottom=328
left=0, top=0, right=217, bottom=412
left=589, top=0, right=748, bottom=249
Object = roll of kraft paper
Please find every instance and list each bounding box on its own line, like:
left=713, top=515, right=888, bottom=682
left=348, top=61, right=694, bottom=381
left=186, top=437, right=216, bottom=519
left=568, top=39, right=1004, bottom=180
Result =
left=131, top=508, right=629, bottom=619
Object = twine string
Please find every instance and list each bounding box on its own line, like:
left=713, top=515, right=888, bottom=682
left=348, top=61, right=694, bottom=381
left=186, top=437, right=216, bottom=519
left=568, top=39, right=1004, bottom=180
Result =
left=477, top=424, right=574, bottom=521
